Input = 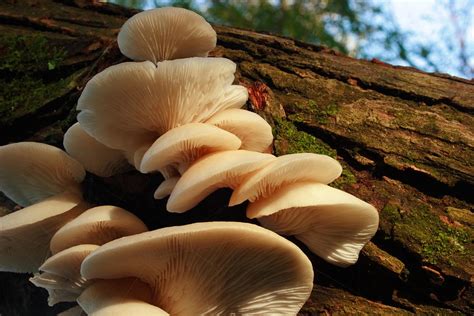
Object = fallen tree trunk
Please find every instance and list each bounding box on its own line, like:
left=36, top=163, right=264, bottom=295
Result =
left=0, top=0, right=472, bottom=315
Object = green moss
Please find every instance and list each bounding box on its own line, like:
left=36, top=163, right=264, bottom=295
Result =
left=332, top=166, right=357, bottom=189
left=389, top=204, right=472, bottom=266
left=0, top=35, right=74, bottom=126
left=273, top=117, right=336, bottom=157
left=382, top=204, right=402, bottom=224
left=289, top=100, right=339, bottom=125
left=0, top=35, right=66, bottom=72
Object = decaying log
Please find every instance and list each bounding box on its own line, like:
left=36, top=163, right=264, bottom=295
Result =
left=0, top=0, right=472, bottom=315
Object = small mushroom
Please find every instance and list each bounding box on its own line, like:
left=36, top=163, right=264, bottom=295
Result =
left=81, top=222, right=313, bottom=315
left=247, top=182, right=379, bottom=267
left=0, top=142, right=85, bottom=207
left=0, top=192, right=90, bottom=273
left=140, top=123, right=241, bottom=174
left=230, top=153, right=342, bottom=206
left=30, top=244, right=98, bottom=306
left=78, top=278, right=169, bottom=315
left=77, top=58, right=247, bottom=154
left=167, top=150, right=276, bottom=213
left=64, top=123, right=131, bottom=177
left=205, top=108, right=274, bottom=152
left=50, top=205, right=148, bottom=254
left=118, top=7, right=216, bottom=63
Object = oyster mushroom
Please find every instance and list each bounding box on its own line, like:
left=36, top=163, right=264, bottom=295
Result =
left=230, top=153, right=342, bottom=206
left=140, top=123, right=242, bottom=174
left=118, top=7, right=216, bottom=63
left=0, top=142, right=89, bottom=272
left=167, top=150, right=276, bottom=213
left=0, top=142, right=85, bottom=207
left=205, top=108, right=274, bottom=152
left=81, top=222, right=314, bottom=315
left=64, top=123, right=131, bottom=177
left=78, top=278, right=169, bottom=315
left=0, top=192, right=89, bottom=273
left=77, top=58, right=248, bottom=155
left=50, top=205, right=148, bottom=254
left=30, top=244, right=98, bottom=306
left=248, top=182, right=379, bottom=267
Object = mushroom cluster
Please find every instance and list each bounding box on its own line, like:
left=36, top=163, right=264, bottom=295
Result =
left=0, top=7, right=379, bottom=315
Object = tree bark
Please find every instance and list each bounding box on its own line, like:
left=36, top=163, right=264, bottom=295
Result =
left=0, top=0, right=472, bottom=315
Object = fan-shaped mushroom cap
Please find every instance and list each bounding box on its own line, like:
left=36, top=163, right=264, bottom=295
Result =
left=78, top=278, right=169, bottom=316
left=0, top=191, right=89, bottom=273
left=205, top=109, right=273, bottom=152
left=167, top=150, right=276, bottom=213
left=50, top=205, right=147, bottom=254
left=140, top=123, right=241, bottom=174
left=118, top=7, right=216, bottom=64
left=30, top=244, right=99, bottom=305
left=0, top=142, right=85, bottom=206
left=77, top=58, right=247, bottom=153
left=64, top=123, right=130, bottom=177
left=230, top=153, right=342, bottom=206
left=81, top=222, right=313, bottom=315
left=153, top=177, right=179, bottom=200
left=248, top=182, right=379, bottom=267
left=40, top=244, right=98, bottom=280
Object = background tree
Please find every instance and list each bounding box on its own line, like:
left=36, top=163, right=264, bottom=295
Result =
left=111, top=0, right=474, bottom=78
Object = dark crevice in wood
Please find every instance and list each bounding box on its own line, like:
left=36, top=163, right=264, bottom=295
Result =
left=293, top=121, right=474, bottom=203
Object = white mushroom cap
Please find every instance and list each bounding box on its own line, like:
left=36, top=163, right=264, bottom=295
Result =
left=205, top=108, right=273, bottom=152
left=153, top=177, right=179, bottom=200
left=30, top=244, right=98, bottom=305
left=230, top=153, right=342, bottom=206
left=50, top=205, right=148, bottom=254
left=77, top=58, right=248, bottom=153
left=0, top=191, right=89, bottom=273
left=29, top=272, right=81, bottom=305
left=140, top=123, right=241, bottom=174
left=0, top=142, right=85, bottom=206
left=78, top=278, right=169, bottom=316
left=40, top=244, right=99, bottom=280
left=118, top=7, right=216, bottom=63
left=248, top=182, right=379, bottom=267
left=64, top=123, right=131, bottom=177
left=167, top=150, right=276, bottom=213
left=81, top=222, right=313, bottom=315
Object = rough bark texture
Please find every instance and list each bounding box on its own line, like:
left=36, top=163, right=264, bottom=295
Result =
left=0, top=0, right=472, bottom=315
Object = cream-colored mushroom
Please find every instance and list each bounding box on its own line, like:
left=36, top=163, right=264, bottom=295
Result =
left=118, top=7, right=216, bottom=63
left=230, top=153, right=342, bottom=206
left=140, top=123, right=241, bottom=174
left=153, top=177, right=179, bottom=200
left=77, top=58, right=248, bottom=154
left=0, top=192, right=89, bottom=273
left=64, top=123, right=131, bottom=177
left=205, top=108, right=273, bottom=152
left=78, top=278, right=169, bottom=316
left=248, top=182, right=379, bottom=267
left=30, top=244, right=98, bottom=306
left=0, top=142, right=85, bottom=207
left=81, top=222, right=313, bottom=315
left=167, top=150, right=276, bottom=213
left=50, top=205, right=148, bottom=254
